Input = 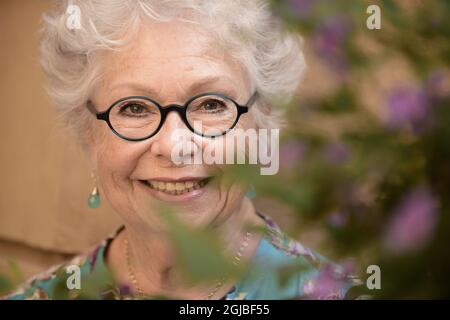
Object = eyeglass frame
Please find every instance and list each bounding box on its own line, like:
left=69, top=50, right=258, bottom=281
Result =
left=86, top=91, right=259, bottom=141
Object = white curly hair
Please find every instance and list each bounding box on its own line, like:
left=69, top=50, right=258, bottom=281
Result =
left=40, top=0, right=306, bottom=147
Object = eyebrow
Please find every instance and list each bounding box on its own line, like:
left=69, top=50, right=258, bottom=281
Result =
left=108, top=75, right=240, bottom=103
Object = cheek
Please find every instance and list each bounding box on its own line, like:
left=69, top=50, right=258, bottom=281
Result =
left=239, top=112, right=257, bottom=130
left=215, top=177, right=248, bottom=221
left=197, top=114, right=258, bottom=162
left=220, top=115, right=256, bottom=194
left=226, top=182, right=247, bottom=202
left=94, top=135, right=143, bottom=193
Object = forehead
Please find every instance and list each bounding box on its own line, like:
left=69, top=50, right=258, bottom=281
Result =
left=97, top=20, right=250, bottom=104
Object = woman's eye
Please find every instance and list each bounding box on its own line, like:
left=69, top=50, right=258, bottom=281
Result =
left=118, top=103, right=150, bottom=116
left=201, top=100, right=226, bottom=112
left=127, top=104, right=146, bottom=114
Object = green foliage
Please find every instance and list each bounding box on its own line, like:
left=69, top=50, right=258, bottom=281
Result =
left=266, top=0, right=450, bottom=298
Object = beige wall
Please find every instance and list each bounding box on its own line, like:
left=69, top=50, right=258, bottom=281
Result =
left=0, top=0, right=121, bottom=259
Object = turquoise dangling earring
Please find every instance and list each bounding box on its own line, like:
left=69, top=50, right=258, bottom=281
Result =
left=246, top=184, right=256, bottom=199
left=88, top=173, right=100, bottom=208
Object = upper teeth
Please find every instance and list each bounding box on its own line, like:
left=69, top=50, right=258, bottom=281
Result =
left=147, top=180, right=205, bottom=193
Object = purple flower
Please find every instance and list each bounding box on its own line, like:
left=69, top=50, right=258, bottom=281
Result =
left=280, top=139, right=307, bottom=170
left=303, top=264, right=348, bottom=299
left=327, top=211, right=348, bottom=227
left=288, top=0, right=313, bottom=17
left=425, top=70, right=448, bottom=99
left=314, top=15, right=351, bottom=73
left=323, top=141, right=351, bottom=165
left=383, top=185, right=438, bottom=254
left=386, top=87, right=430, bottom=133
left=339, top=259, right=357, bottom=276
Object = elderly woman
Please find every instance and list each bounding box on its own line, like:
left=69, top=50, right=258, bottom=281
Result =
left=5, top=0, right=357, bottom=300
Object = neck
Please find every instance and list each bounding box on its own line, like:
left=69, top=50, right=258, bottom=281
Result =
left=112, top=198, right=264, bottom=299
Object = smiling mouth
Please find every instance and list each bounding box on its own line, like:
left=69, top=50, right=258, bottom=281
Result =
left=139, top=177, right=212, bottom=195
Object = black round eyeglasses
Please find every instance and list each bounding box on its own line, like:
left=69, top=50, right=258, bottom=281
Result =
left=87, top=91, right=259, bottom=141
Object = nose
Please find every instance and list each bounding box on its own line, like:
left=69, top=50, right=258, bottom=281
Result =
left=149, top=111, right=197, bottom=163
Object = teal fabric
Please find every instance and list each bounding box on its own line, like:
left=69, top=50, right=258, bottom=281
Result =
left=3, top=214, right=358, bottom=300
left=226, top=237, right=319, bottom=299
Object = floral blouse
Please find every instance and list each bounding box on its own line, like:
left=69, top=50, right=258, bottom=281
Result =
left=3, top=212, right=360, bottom=300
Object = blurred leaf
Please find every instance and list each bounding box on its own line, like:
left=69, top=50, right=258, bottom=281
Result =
left=0, top=274, right=13, bottom=295
left=158, top=207, right=243, bottom=284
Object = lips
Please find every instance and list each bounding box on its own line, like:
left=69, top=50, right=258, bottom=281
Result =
left=139, top=177, right=212, bottom=196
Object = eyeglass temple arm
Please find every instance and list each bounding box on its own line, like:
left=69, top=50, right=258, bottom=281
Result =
left=246, top=91, right=259, bottom=109
left=87, top=101, right=99, bottom=116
